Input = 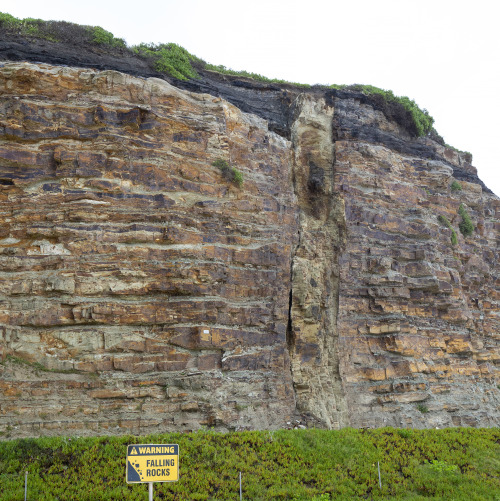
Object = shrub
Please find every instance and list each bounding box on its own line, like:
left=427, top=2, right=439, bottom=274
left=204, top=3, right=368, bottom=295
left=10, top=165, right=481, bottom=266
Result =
left=417, top=404, right=429, bottom=413
left=397, top=429, right=413, bottom=439
left=232, top=169, right=244, bottom=188
left=133, top=42, right=200, bottom=80
left=212, top=159, right=243, bottom=188
left=0, top=12, right=22, bottom=28
left=451, top=180, right=462, bottom=191
left=427, top=460, right=459, bottom=473
left=0, top=12, right=128, bottom=46
left=1, top=428, right=499, bottom=500
left=458, top=204, right=474, bottom=237
left=0, top=14, right=57, bottom=40
left=437, top=215, right=448, bottom=225
left=90, top=26, right=125, bottom=47
left=445, top=143, right=472, bottom=158
left=438, top=215, right=458, bottom=246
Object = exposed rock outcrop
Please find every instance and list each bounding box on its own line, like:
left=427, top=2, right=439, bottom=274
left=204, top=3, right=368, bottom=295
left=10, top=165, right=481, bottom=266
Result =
left=0, top=60, right=498, bottom=437
left=0, top=63, right=298, bottom=435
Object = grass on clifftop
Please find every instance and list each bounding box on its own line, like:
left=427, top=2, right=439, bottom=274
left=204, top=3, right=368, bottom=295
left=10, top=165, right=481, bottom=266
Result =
left=0, top=428, right=499, bottom=500
left=0, top=12, right=126, bottom=47
left=0, top=11, right=435, bottom=136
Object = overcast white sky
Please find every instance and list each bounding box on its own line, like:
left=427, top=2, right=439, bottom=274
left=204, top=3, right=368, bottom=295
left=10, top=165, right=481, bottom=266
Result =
left=4, top=0, right=499, bottom=195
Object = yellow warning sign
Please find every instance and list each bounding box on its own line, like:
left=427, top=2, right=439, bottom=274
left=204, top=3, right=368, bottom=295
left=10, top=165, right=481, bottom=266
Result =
left=126, top=444, right=179, bottom=483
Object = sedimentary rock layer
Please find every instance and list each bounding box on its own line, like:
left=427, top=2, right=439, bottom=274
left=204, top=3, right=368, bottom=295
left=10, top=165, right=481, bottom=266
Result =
left=331, top=97, right=499, bottom=428
left=0, top=63, right=298, bottom=435
left=0, top=61, right=498, bottom=437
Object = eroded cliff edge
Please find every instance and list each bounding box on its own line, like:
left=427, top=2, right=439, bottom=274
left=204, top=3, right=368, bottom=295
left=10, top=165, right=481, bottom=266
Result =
left=0, top=62, right=498, bottom=437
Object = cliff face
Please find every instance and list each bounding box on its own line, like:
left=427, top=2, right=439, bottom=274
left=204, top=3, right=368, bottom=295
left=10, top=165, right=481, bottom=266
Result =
left=0, top=61, right=498, bottom=438
left=333, top=102, right=499, bottom=428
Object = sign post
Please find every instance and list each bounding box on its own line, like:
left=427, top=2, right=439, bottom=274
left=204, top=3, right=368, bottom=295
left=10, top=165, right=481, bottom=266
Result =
left=127, top=444, right=179, bottom=499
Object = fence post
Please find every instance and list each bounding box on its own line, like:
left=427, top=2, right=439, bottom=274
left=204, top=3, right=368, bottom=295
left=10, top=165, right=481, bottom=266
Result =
left=24, top=471, right=28, bottom=501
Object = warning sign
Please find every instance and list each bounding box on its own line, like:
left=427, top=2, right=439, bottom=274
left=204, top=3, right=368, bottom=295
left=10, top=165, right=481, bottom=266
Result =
left=126, top=444, right=179, bottom=483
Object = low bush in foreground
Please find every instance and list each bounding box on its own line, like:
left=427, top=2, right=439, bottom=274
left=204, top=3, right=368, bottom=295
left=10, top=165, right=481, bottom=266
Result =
left=0, top=428, right=498, bottom=500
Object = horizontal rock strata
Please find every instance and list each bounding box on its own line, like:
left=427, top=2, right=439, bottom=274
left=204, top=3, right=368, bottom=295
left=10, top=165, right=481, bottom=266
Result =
left=332, top=100, right=499, bottom=427
left=0, top=61, right=498, bottom=437
left=0, top=62, right=298, bottom=436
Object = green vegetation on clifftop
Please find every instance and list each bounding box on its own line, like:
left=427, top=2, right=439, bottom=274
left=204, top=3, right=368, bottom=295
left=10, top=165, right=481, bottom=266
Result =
left=344, top=84, right=434, bottom=137
left=1, top=11, right=435, bottom=137
left=0, top=12, right=125, bottom=47
left=133, top=43, right=201, bottom=80
left=0, top=428, right=498, bottom=500
left=204, top=63, right=312, bottom=88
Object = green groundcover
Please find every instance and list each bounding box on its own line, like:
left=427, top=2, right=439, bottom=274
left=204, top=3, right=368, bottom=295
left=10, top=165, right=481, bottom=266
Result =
left=0, top=427, right=499, bottom=500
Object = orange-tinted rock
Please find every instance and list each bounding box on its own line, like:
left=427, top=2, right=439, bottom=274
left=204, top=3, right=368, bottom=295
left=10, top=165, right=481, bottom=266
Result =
left=0, top=62, right=498, bottom=437
left=0, top=63, right=297, bottom=436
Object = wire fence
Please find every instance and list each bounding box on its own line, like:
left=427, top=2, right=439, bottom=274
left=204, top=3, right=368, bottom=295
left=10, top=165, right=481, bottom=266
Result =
left=0, top=472, right=94, bottom=501
left=1, top=466, right=386, bottom=501
left=0, top=472, right=27, bottom=501
left=0, top=469, right=257, bottom=501
left=1, top=471, right=182, bottom=501
left=1, top=471, right=185, bottom=501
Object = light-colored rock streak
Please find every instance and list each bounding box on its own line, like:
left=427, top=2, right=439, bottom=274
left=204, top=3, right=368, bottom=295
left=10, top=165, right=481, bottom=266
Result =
left=288, top=94, right=348, bottom=429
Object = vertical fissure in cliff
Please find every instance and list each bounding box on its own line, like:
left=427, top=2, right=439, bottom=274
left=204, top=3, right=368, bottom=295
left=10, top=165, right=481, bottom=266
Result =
left=285, top=93, right=348, bottom=429
left=286, top=288, right=295, bottom=353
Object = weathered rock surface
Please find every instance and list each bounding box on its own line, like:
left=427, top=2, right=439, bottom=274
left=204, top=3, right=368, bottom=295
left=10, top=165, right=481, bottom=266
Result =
left=332, top=102, right=499, bottom=428
left=0, top=60, right=498, bottom=437
left=0, top=62, right=298, bottom=436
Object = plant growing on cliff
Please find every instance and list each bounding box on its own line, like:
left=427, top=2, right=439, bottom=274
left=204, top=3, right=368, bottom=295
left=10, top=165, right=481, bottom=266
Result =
left=133, top=42, right=201, bottom=80
left=0, top=12, right=126, bottom=46
left=204, top=63, right=312, bottom=88
left=90, top=26, right=125, bottom=47
left=343, top=84, right=434, bottom=136
left=438, top=214, right=458, bottom=246
left=417, top=403, right=429, bottom=413
left=212, top=159, right=244, bottom=188
left=458, top=204, right=474, bottom=237
left=1, top=355, right=82, bottom=375
left=0, top=13, right=59, bottom=41
left=451, top=180, right=462, bottom=191
left=1, top=12, right=436, bottom=137
left=445, top=143, right=473, bottom=160
left=0, top=12, right=22, bottom=27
